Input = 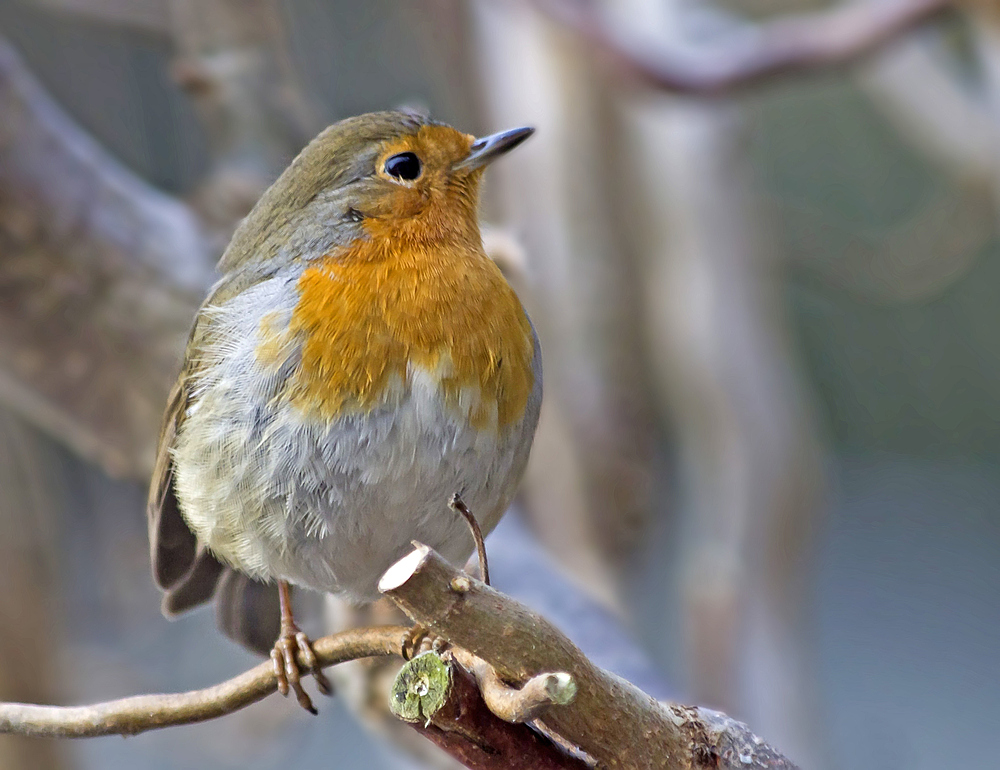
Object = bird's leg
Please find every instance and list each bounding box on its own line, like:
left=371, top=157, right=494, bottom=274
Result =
left=270, top=580, right=332, bottom=714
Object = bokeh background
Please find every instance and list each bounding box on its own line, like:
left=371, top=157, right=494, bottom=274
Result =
left=0, top=1, right=996, bottom=768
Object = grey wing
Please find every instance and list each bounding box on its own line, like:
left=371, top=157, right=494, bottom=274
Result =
left=147, top=300, right=282, bottom=655
left=147, top=373, right=230, bottom=615
left=147, top=376, right=199, bottom=592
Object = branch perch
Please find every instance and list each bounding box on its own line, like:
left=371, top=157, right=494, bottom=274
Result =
left=531, top=0, right=954, bottom=94
left=380, top=544, right=799, bottom=769
left=0, top=546, right=799, bottom=770
left=0, top=626, right=406, bottom=738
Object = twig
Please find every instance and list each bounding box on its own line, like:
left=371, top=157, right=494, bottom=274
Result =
left=0, top=626, right=406, bottom=738
left=449, top=493, right=490, bottom=586
left=451, top=647, right=576, bottom=724
left=379, top=544, right=800, bottom=769
left=530, top=0, right=954, bottom=94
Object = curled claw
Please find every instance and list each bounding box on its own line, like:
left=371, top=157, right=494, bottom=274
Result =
left=270, top=647, right=289, bottom=698
left=295, top=631, right=333, bottom=696
left=402, top=624, right=447, bottom=661
left=272, top=632, right=317, bottom=714
left=269, top=580, right=332, bottom=714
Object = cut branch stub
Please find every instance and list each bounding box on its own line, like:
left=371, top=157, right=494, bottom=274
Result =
left=389, top=650, right=591, bottom=770
left=391, top=651, right=451, bottom=724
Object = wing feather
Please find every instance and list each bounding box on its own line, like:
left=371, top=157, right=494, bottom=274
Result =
left=147, top=377, right=198, bottom=590
left=147, top=271, right=284, bottom=655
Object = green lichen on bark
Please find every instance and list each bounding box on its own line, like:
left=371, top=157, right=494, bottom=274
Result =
left=390, top=652, right=451, bottom=724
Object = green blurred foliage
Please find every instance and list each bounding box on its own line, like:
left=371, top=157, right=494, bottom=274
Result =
left=751, top=80, right=1000, bottom=456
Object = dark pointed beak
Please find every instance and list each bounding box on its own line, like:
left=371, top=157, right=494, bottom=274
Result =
left=454, top=126, right=535, bottom=171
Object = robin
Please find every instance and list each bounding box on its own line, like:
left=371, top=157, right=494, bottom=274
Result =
left=147, top=111, right=541, bottom=713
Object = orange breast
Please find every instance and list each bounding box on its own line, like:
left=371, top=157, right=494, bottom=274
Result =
left=273, top=237, right=534, bottom=431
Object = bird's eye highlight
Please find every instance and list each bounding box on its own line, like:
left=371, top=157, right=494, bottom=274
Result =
left=384, top=152, right=421, bottom=181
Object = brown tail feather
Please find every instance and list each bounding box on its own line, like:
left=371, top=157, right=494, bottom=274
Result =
left=161, top=546, right=224, bottom=615
left=214, top=569, right=281, bottom=657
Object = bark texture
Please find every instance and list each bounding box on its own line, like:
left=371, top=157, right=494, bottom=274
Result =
left=380, top=545, right=799, bottom=770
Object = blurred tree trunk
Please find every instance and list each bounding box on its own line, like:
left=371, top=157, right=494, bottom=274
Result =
left=469, top=3, right=828, bottom=766
left=0, top=408, right=69, bottom=770
left=168, top=0, right=318, bottom=241
left=611, top=2, right=826, bottom=765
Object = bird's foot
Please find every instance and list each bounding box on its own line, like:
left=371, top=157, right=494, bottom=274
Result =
left=401, top=624, right=448, bottom=661
left=270, top=624, right=333, bottom=714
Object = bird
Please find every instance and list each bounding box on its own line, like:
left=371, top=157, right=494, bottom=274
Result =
left=147, top=110, right=541, bottom=713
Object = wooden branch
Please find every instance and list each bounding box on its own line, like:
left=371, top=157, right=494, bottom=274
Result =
left=380, top=545, right=799, bottom=770
left=0, top=545, right=801, bottom=769
left=451, top=647, right=576, bottom=724
left=530, top=0, right=954, bottom=94
left=390, top=651, right=588, bottom=769
left=0, top=626, right=406, bottom=739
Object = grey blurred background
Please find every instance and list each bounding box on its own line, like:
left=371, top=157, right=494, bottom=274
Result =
left=0, top=1, right=996, bottom=768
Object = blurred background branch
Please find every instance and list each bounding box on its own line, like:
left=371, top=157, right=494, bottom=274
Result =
left=30, top=0, right=170, bottom=33
left=530, top=0, right=954, bottom=94
left=0, top=36, right=202, bottom=479
left=0, top=410, right=68, bottom=769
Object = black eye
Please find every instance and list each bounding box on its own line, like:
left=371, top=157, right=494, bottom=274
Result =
left=384, top=152, right=421, bottom=181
